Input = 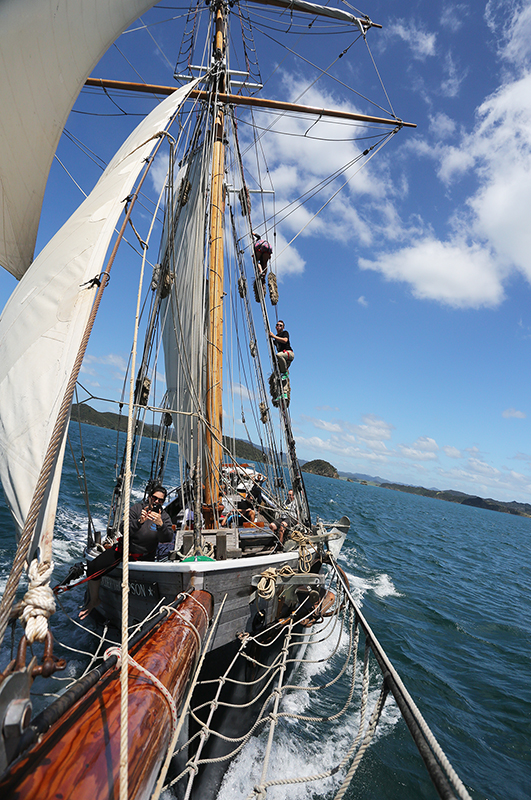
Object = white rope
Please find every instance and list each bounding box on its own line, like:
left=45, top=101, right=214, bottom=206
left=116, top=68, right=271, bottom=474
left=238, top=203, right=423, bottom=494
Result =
left=119, top=159, right=166, bottom=800
left=20, top=559, right=56, bottom=643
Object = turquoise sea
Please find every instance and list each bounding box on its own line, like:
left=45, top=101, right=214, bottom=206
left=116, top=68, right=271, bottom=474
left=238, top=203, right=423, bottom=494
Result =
left=0, top=422, right=529, bottom=799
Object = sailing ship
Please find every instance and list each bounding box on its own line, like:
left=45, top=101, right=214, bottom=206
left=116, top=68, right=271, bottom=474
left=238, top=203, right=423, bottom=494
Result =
left=0, top=2, right=473, bottom=799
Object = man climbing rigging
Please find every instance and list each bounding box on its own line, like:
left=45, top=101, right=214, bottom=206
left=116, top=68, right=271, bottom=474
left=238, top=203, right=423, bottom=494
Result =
left=269, top=319, right=294, bottom=374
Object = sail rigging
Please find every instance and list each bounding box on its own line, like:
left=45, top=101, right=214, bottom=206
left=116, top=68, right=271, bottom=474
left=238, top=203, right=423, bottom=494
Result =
left=0, top=79, right=200, bottom=563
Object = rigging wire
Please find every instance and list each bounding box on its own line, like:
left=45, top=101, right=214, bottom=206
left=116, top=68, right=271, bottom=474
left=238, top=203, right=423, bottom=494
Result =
left=275, top=129, right=397, bottom=257
left=251, top=25, right=397, bottom=119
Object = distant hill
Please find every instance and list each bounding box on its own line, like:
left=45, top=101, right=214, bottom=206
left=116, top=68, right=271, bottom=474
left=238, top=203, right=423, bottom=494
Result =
left=71, top=403, right=265, bottom=462
left=301, top=459, right=339, bottom=479
left=73, top=404, right=529, bottom=515
left=379, top=482, right=531, bottom=518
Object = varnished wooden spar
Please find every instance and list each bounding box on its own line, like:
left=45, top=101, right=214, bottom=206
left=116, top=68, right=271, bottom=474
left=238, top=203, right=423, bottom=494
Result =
left=0, top=590, right=213, bottom=800
left=85, top=78, right=417, bottom=128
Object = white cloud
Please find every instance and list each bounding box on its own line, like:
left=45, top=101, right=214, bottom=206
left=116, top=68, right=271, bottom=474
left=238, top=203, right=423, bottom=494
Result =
left=242, top=76, right=403, bottom=271
left=232, top=383, right=255, bottom=401
left=429, top=112, right=457, bottom=139
left=466, top=457, right=500, bottom=478
left=512, top=451, right=531, bottom=461
left=441, top=52, right=466, bottom=97
left=399, top=445, right=438, bottom=461
left=359, top=238, right=504, bottom=308
left=413, top=436, right=439, bottom=452
left=496, top=1, right=531, bottom=66
left=149, top=154, right=169, bottom=194
left=357, top=295, right=368, bottom=306
left=310, top=417, right=343, bottom=433
left=502, top=407, right=526, bottom=418
left=359, top=10, right=531, bottom=309
left=82, top=353, right=127, bottom=378
left=443, top=445, right=462, bottom=458
left=352, top=414, right=394, bottom=443
left=391, top=21, right=437, bottom=59
left=440, top=5, right=468, bottom=33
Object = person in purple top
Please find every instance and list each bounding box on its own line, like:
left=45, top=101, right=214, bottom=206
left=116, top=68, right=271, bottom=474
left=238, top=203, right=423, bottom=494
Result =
left=253, top=232, right=272, bottom=281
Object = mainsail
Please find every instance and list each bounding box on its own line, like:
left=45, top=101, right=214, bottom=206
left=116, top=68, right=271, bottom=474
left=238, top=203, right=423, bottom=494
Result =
left=0, top=79, right=199, bottom=562
left=161, top=145, right=211, bottom=476
left=0, top=0, right=160, bottom=279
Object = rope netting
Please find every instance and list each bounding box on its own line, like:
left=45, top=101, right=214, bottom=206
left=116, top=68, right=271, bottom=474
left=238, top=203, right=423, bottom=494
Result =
left=159, top=558, right=472, bottom=800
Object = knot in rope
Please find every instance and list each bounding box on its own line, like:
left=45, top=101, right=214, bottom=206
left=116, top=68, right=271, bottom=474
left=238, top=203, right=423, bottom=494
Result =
left=21, top=560, right=56, bottom=643
left=254, top=784, right=267, bottom=799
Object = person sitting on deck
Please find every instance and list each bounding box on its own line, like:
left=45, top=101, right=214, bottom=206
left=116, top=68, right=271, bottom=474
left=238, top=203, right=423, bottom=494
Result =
left=284, top=488, right=298, bottom=524
left=253, top=232, right=272, bottom=281
left=221, top=493, right=256, bottom=527
left=269, top=320, right=294, bottom=375
left=79, top=486, right=173, bottom=620
left=269, top=517, right=288, bottom=545
left=238, top=492, right=256, bottom=524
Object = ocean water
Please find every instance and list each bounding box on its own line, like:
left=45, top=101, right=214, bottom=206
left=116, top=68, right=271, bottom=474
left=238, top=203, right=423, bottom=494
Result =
left=0, top=423, right=529, bottom=799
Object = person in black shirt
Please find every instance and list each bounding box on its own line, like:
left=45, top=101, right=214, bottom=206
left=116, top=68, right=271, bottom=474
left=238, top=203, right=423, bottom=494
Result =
left=79, top=486, right=173, bottom=619
left=269, top=319, right=294, bottom=374
left=238, top=492, right=256, bottom=523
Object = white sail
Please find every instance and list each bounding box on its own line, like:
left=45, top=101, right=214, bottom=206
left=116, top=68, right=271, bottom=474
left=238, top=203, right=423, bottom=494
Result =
left=0, top=80, right=200, bottom=561
left=0, top=0, right=160, bottom=280
left=161, top=147, right=211, bottom=473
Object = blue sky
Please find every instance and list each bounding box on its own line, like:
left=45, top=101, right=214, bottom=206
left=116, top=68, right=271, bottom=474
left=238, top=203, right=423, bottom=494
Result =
left=3, top=1, right=531, bottom=503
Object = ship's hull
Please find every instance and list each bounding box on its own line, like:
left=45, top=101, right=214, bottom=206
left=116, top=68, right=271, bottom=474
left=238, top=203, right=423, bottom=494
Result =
left=93, top=548, right=302, bottom=651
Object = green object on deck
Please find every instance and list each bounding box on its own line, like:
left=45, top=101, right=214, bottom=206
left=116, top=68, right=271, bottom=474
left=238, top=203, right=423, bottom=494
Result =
left=182, top=555, right=216, bottom=562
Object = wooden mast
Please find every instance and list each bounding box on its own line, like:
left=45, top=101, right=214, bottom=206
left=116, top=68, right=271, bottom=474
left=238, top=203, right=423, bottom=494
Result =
left=204, top=1, right=226, bottom=521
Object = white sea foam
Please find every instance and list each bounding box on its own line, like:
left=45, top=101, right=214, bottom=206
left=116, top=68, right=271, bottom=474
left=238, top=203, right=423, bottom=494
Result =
left=217, top=608, right=401, bottom=800
left=370, top=573, right=403, bottom=598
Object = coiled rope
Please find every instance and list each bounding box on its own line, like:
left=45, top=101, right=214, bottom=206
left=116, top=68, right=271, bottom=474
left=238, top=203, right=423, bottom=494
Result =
left=256, top=565, right=295, bottom=600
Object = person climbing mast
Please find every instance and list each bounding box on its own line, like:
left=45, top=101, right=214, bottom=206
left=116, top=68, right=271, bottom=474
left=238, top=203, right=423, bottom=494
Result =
left=253, top=231, right=272, bottom=282
left=269, top=320, right=294, bottom=375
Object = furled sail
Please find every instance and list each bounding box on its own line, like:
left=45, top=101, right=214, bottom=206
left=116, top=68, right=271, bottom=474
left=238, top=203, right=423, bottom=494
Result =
left=0, top=80, right=200, bottom=561
left=0, top=0, right=160, bottom=280
left=245, top=0, right=372, bottom=28
left=161, top=144, right=211, bottom=475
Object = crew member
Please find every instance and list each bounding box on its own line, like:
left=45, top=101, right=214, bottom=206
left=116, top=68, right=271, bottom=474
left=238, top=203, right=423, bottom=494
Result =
left=269, top=517, right=288, bottom=545
left=253, top=232, right=272, bottom=280
left=79, top=486, right=173, bottom=619
left=269, top=320, right=294, bottom=374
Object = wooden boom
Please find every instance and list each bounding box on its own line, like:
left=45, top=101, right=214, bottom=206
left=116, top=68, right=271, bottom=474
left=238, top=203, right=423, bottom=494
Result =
left=0, top=591, right=212, bottom=800
left=85, top=78, right=417, bottom=128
